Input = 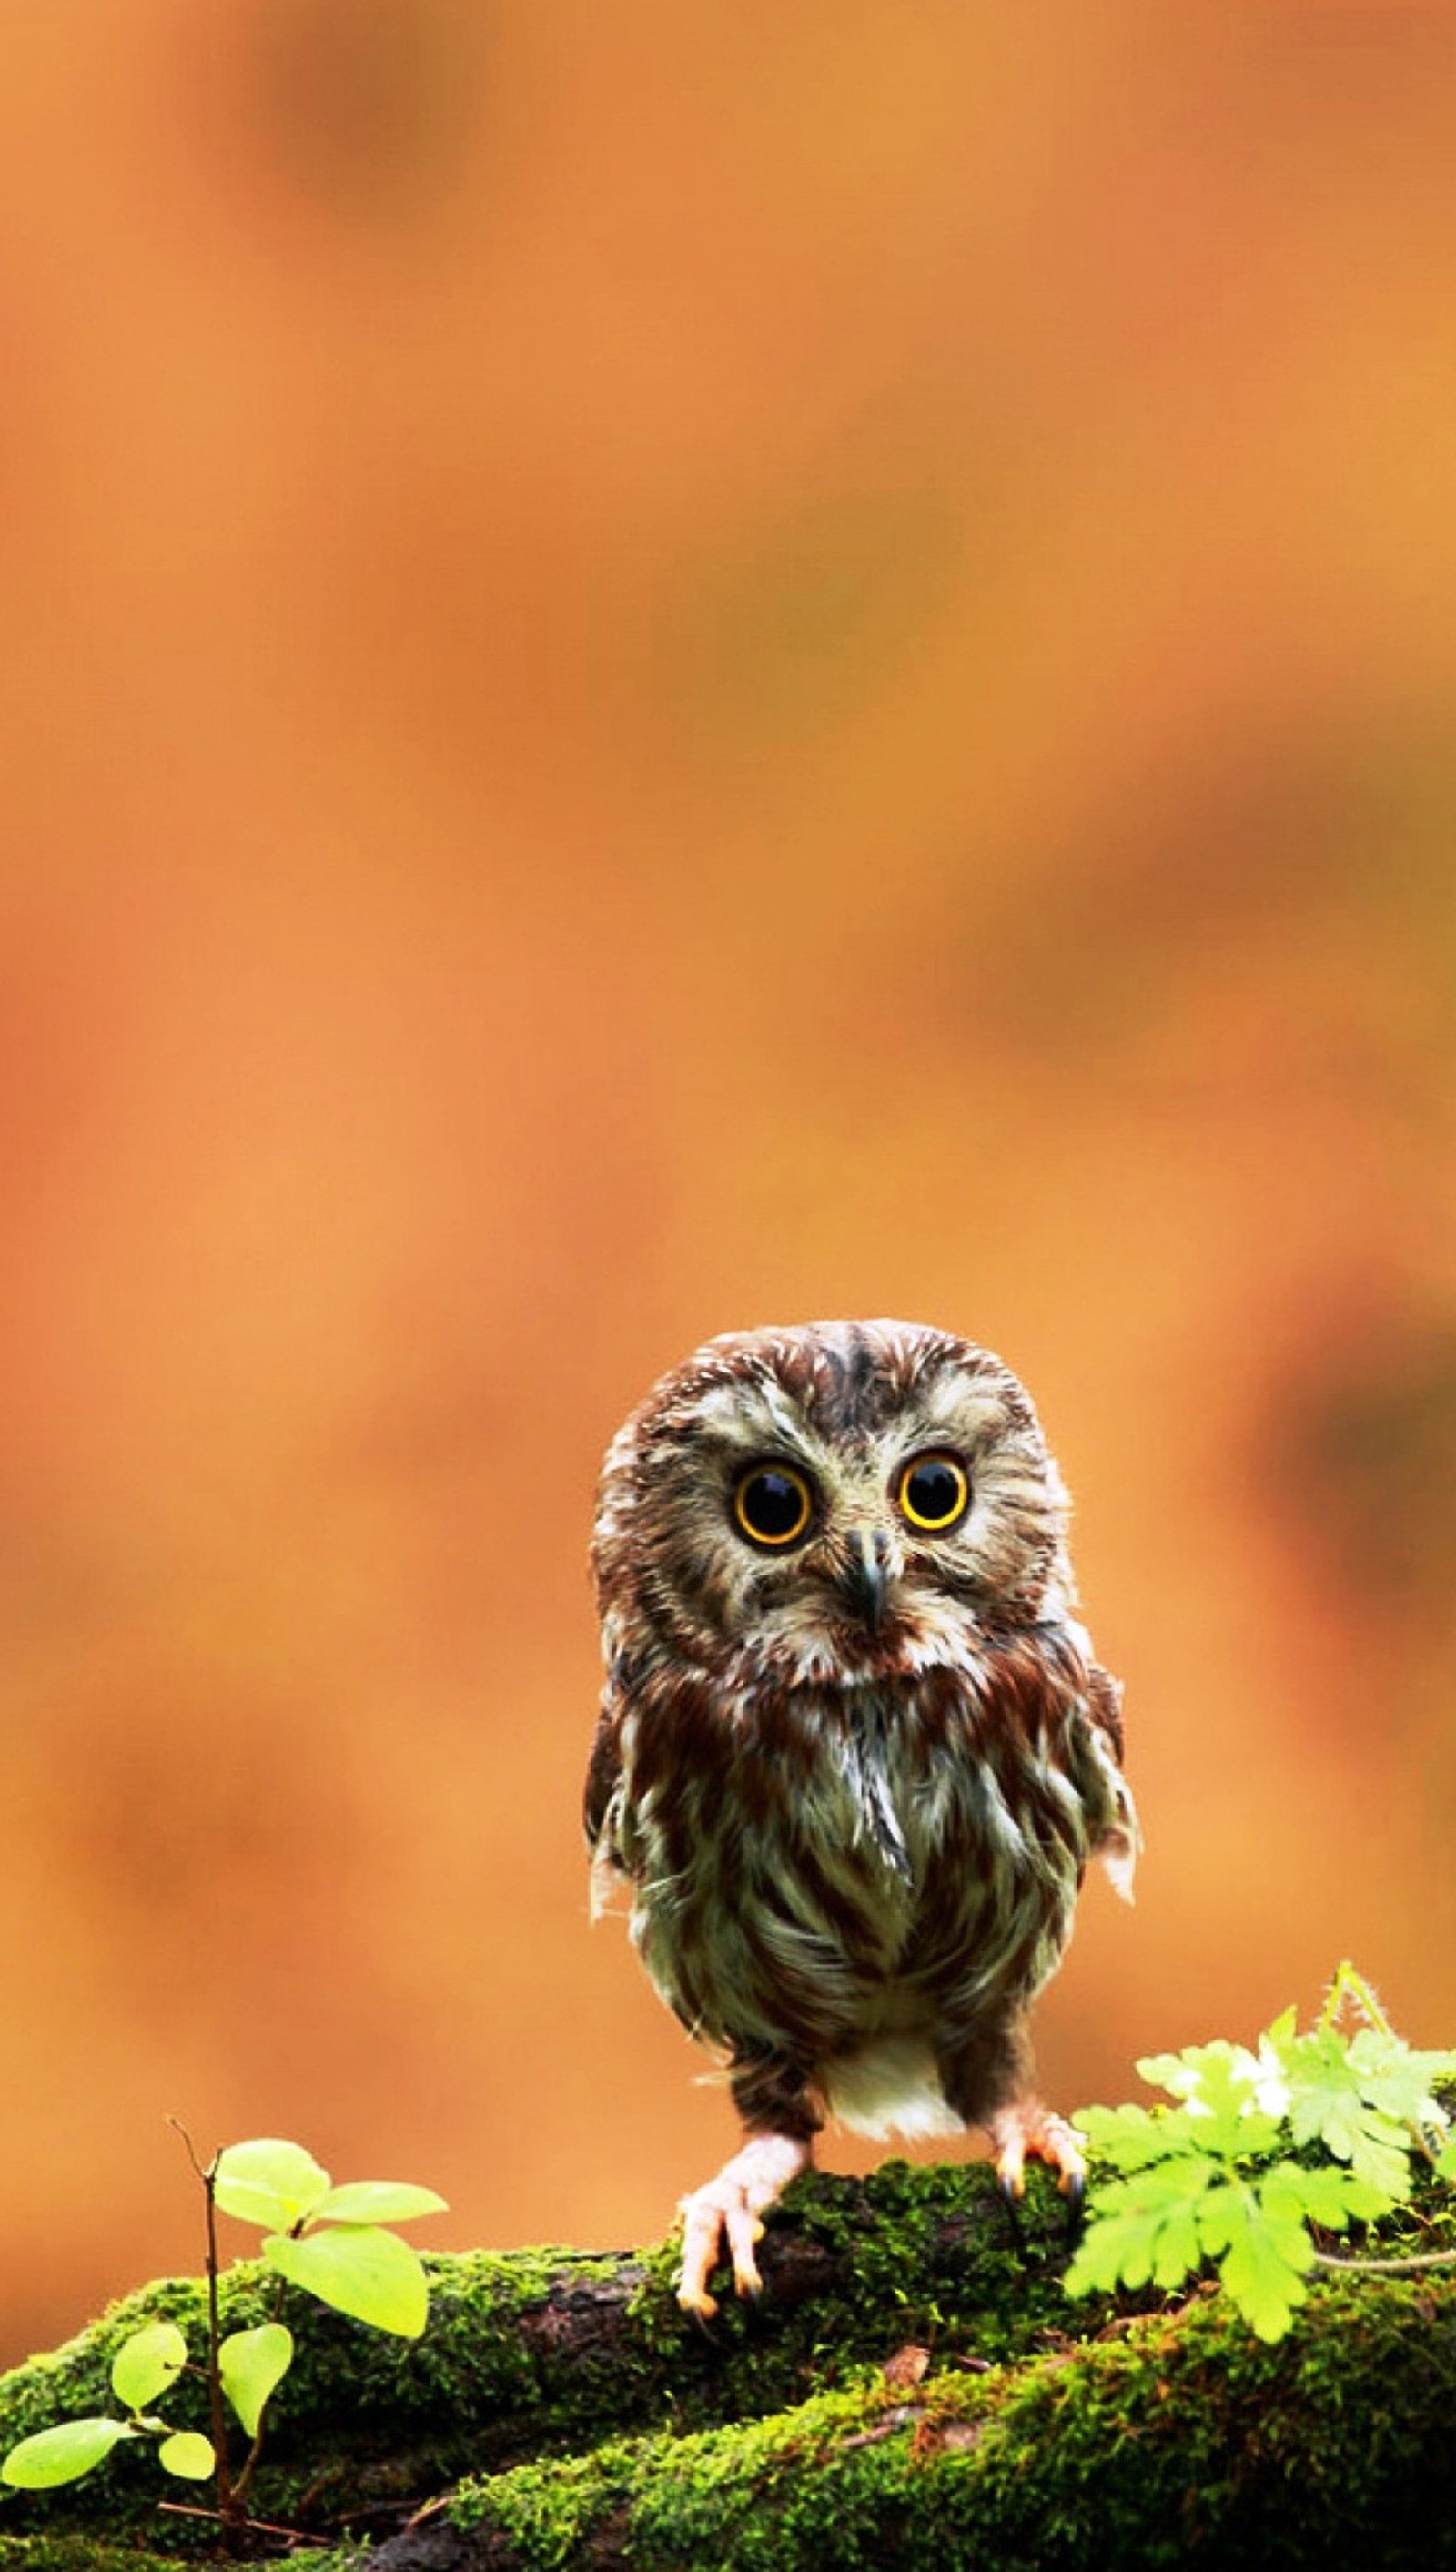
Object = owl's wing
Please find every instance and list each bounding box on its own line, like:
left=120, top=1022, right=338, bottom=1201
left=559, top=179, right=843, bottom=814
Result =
left=583, top=1692, right=641, bottom=1926
left=1087, top=1661, right=1126, bottom=1762
left=582, top=1700, right=622, bottom=1854
left=1085, top=1658, right=1139, bottom=1902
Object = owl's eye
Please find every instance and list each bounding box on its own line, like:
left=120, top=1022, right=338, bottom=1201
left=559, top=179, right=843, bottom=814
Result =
left=733, top=1463, right=814, bottom=1549
left=897, top=1453, right=970, bottom=1534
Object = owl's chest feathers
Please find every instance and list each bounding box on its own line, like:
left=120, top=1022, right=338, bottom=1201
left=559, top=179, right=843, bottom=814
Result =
left=612, top=1643, right=1102, bottom=2028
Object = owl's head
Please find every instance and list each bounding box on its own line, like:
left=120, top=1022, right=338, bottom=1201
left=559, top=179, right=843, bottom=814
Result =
left=592, top=1319, right=1077, bottom=1682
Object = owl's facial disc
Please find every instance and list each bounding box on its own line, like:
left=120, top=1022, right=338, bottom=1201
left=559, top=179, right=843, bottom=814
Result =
left=592, top=1321, right=1077, bottom=1684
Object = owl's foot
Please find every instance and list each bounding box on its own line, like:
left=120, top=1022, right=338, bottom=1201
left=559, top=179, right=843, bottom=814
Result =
left=675, top=2132, right=812, bottom=2316
left=988, top=2101, right=1087, bottom=2204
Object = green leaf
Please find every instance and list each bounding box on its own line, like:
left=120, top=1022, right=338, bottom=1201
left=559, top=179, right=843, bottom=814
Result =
left=157, top=2431, right=216, bottom=2482
left=1345, top=2027, right=1456, bottom=2126
left=213, top=2137, right=333, bottom=2233
left=1273, top=2027, right=1360, bottom=2127
left=262, top=2223, right=429, bottom=2337
left=1278, top=2032, right=1415, bottom=2202
left=1, top=2418, right=136, bottom=2488
left=1064, top=2218, right=1138, bottom=2300
left=1067, top=2195, right=1206, bottom=2298
left=1134, top=2044, right=1281, bottom=2159
left=109, top=2322, right=188, bottom=2414
left=1076, top=2101, right=1210, bottom=2174
left=1435, top=2135, right=1456, bottom=2184
left=1197, top=2180, right=1311, bottom=2342
left=1318, top=2107, right=1410, bottom=2201
left=1064, top=2155, right=1220, bottom=2302
left=218, top=2323, right=293, bottom=2436
left=1138, top=2040, right=1262, bottom=2105
left=314, top=2182, right=449, bottom=2227
left=1268, top=2020, right=1447, bottom=2201
left=1259, top=2159, right=1386, bottom=2231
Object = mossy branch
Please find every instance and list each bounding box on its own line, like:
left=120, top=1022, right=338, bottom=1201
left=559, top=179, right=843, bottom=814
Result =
left=1, top=2158, right=1454, bottom=2569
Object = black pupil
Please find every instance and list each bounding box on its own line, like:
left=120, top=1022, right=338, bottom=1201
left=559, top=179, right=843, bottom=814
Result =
left=907, top=1462, right=962, bottom=1524
left=743, top=1471, right=804, bottom=1540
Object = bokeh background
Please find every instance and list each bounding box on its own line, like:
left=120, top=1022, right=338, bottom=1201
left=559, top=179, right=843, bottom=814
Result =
left=4, top=0, right=1456, bottom=2369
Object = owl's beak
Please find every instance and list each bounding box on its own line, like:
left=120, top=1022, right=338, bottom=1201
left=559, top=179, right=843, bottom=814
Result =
left=841, top=1528, right=895, bottom=1634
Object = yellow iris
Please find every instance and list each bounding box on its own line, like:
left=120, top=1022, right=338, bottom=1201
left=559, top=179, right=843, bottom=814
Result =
left=897, top=1453, right=969, bottom=1533
left=733, top=1463, right=814, bottom=1548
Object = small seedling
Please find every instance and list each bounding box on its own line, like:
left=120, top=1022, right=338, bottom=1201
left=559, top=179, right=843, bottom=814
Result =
left=1066, top=1960, right=1456, bottom=2341
left=1, top=2131, right=446, bottom=2547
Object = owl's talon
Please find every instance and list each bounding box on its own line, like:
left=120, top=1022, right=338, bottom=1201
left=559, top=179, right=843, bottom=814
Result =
left=673, top=2134, right=809, bottom=2314
left=995, top=2138, right=1027, bottom=2201
left=724, top=2208, right=766, bottom=2298
left=990, top=2105, right=1087, bottom=2204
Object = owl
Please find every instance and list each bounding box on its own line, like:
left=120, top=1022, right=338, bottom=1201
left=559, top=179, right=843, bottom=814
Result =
left=585, top=1319, right=1138, bottom=2314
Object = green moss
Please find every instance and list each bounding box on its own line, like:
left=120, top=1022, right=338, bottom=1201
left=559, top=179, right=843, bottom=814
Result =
left=446, top=2268, right=1456, bottom=2571
left=618, top=2155, right=1073, bottom=2426
left=774, top=2154, right=1070, bottom=2363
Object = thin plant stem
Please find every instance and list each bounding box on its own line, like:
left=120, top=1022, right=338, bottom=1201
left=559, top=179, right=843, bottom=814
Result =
left=201, top=2157, right=245, bottom=2544
left=233, top=2413, right=270, bottom=2506
left=157, top=2498, right=311, bottom=2540
left=1319, top=1960, right=1394, bottom=2040
left=1312, top=2245, right=1456, bottom=2274
left=168, top=2120, right=243, bottom=2550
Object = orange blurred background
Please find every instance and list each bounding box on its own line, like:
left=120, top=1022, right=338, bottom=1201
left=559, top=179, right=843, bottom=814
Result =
left=4, top=0, right=1456, bottom=2367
